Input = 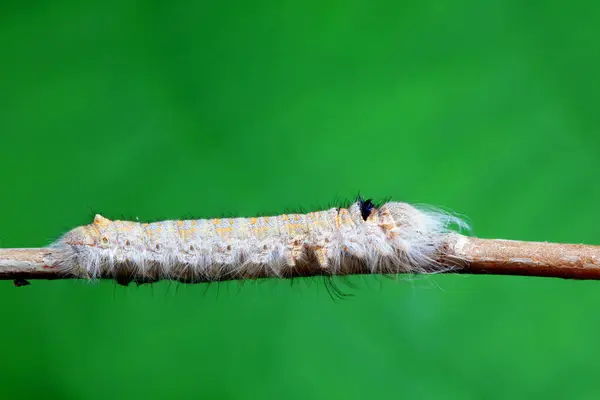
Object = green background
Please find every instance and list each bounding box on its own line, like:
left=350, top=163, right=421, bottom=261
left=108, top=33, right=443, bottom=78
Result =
left=1, top=1, right=599, bottom=399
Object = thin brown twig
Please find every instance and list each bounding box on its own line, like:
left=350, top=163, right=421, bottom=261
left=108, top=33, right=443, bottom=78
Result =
left=442, top=234, right=600, bottom=279
left=1, top=234, right=599, bottom=286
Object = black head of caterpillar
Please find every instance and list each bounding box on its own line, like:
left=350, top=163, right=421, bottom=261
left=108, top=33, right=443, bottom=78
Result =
left=358, top=197, right=375, bottom=221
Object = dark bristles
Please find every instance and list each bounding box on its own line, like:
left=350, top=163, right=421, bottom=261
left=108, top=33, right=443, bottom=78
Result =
left=358, top=197, right=375, bottom=221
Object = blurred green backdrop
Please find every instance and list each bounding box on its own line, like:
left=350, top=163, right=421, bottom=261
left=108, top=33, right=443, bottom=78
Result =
left=1, top=1, right=600, bottom=399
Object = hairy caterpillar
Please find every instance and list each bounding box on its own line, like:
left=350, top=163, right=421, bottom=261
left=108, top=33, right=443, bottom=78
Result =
left=53, top=198, right=465, bottom=285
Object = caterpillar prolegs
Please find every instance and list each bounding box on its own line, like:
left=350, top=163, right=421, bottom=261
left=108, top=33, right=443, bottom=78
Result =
left=54, top=199, right=466, bottom=284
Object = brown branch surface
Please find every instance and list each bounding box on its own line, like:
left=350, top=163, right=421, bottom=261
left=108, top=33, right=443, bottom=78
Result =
left=0, top=248, right=66, bottom=280
left=444, top=235, right=600, bottom=279
left=1, top=235, right=600, bottom=284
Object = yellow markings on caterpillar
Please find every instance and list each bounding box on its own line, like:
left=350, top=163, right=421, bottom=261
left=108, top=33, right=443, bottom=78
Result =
left=114, top=220, right=134, bottom=233
left=94, top=214, right=112, bottom=228
left=213, top=218, right=235, bottom=239
left=251, top=217, right=278, bottom=239
left=377, top=207, right=397, bottom=238
left=178, top=227, right=198, bottom=241
left=313, top=247, right=329, bottom=269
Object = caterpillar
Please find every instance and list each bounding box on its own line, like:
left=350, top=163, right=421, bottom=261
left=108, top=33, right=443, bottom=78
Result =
left=53, top=198, right=466, bottom=284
